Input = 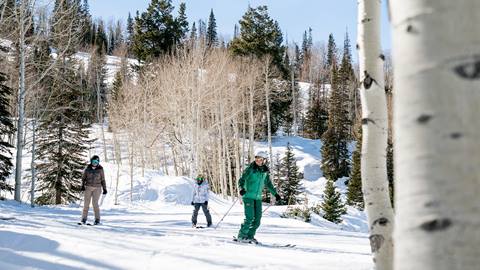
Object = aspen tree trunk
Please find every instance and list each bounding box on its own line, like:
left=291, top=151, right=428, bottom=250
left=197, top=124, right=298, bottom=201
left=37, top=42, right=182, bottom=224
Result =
left=248, top=81, right=255, bottom=162
left=113, top=132, right=121, bottom=205
left=30, top=118, right=36, bottom=207
left=241, top=93, right=247, bottom=171
left=264, top=59, right=273, bottom=163
left=357, top=1, right=394, bottom=269
left=97, top=74, right=108, bottom=163
left=162, top=143, right=169, bottom=176
left=14, top=1, right=27, bottom=201
left=233, top=119, right=241, bottom=194
left=291, top=65, right=297, bottom=135
left=129, top=140, right=134, bottom=202
left=390, top=1, right=480, bottom=269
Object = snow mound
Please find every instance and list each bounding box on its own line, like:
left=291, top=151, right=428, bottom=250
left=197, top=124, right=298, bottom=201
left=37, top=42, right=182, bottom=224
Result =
left=114, top=175, right=194, bottom=206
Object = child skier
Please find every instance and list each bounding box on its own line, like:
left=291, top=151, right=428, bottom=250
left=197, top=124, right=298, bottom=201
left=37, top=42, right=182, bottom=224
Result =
left=191, top=174, right=212, bottom=228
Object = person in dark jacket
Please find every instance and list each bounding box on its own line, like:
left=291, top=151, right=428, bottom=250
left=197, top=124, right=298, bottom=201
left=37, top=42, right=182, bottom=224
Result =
left=80, top=155, right=107, bottom=225
left=237, top=151, right=281, bottom=243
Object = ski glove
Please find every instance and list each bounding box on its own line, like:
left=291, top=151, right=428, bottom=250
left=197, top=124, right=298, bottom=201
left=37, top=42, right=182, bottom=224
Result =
left=204, top=201, right=208, bottom=206
left=191, top=201, right=194, bottom=205
left=81, top=185, right=85, bottom=191
left=275, top=194, right=281, bottom=201
left=103, top=189, right=107, bottom=195
left=239, top=189, right=246, bottom=196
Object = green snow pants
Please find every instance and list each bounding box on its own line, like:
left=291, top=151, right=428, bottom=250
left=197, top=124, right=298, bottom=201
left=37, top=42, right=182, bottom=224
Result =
left=237, top=198, right=262, bottom=239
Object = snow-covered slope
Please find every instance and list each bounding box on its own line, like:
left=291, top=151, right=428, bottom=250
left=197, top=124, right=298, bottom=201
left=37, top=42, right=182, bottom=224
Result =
left=1, top=125, right=372, bottom=269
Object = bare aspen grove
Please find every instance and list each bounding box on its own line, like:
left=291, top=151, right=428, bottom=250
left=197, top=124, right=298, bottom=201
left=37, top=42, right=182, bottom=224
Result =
left=109, top=45, right=270, bottom=199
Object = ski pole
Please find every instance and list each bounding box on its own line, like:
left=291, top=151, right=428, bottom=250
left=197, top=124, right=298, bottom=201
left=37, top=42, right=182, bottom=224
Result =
left=214, top=197, right=239, bottom=229
left=262, top=204, right=273, bottom=214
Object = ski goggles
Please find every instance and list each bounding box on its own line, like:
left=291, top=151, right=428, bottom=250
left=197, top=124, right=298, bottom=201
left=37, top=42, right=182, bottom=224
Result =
left=91, top=160, right=99, bottom=165
left=196, top=177, right=204, bottom=181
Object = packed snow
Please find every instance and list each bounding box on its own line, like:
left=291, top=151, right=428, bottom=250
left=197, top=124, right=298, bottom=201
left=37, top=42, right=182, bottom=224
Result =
left=1, top=121, right=372, bottom=270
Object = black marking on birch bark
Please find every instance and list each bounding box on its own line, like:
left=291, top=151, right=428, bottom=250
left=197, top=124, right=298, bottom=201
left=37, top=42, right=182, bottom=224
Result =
left=425, top=201, right=439, bottom=208
left=356, top=43, right=360, bottom=50
left=406, top=25, right=414, bottom=33
left=453, top=60, right=480, bottom=79
left=363, top=71, right=376, bottom=89
left=417, top=114, right=432, bottom=124
left=369, top=235, right=384, bottom=253
left=362, top=18, right=372, bottom=23
left=368, top=202, right=373, bottom=206
left=379, top=54, right=385, bottom=61
left=420, top=218, right=452, bottom=232
left=372, top=217, right=389, bottom=227
left=361, top=118, right=376, bottom=125
left=450, top=132, right=463, bottom=139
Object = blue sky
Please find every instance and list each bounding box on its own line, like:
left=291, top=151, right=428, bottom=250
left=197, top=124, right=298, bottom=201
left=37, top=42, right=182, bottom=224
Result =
left=89, top=0, right=391, bottom=51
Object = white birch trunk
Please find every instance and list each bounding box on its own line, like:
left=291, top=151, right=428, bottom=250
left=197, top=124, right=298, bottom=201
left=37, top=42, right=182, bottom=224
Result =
left=129, top=140, right=134, bottom=203
left=14, top=1, right=27, bottom=201
left=291, top=66, right=297, bottom=135
left=30, top=118, right=36, bottom=207
left=390, top=1, right=480, bottom=269
left=233, top=118, right=241, bottom=195
left=357, top=1, right=394, bottom=269
left=248, top=81, right=255, bottom=162
left=113, top=132, right=121, bottom=205
left=264, top=60, right=273, bottom=166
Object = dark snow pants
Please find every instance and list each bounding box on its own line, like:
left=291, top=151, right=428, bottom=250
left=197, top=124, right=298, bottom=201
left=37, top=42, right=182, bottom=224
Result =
left=237, top=198, right=262, bottom=239
left=192, top=203, right=212, bottom=225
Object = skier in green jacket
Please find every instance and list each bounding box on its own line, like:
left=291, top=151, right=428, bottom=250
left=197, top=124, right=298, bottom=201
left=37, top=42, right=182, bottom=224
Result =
left=237, top=151, right=281, bottom=243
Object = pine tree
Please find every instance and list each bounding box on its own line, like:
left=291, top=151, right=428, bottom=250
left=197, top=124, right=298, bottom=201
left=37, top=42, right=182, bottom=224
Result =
left=321, top=179, right=347, bottom=223
left=126, top=12, right=134, bottom=51
left=174, top=2, right=188, bottom=45
left=112, top=71, right=122, bottom=100
left=320, top=60, right=351, bottom=181
left=0, top=72, right=14, bottom=193
left=95, top=20, right=108, bottom=54
left=346, top=127, right=363, bottom=209
left=35, top=1, right=92, bottom=205
left=113, top=20, right=124, bottom=50
left=338, top=32, right=356, bottom=138
left=131, top=0, right=177, bottom=62
left=229, top=5, right=287, bottom=77
left=327, top=33, right=337, bottom=68
left=189, top=22, right=197, bottom=43
left=35, top=59, right=92, bottom=205
left=304, top=97, right=328, bottom=139
left=206, top=9, right=217, bottom=48
left=80, top=0, right=93, bottom=49
left=278, top=143, right=302, bottom=205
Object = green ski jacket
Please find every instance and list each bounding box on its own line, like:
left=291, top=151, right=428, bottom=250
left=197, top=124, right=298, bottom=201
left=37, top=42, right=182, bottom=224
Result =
left=238, top=162, right=278, bottom=200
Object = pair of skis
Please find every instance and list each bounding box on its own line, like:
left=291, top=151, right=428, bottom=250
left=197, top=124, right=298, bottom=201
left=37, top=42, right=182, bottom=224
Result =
left=232, top=236, right=295, bottom=248
left=77, top=222, right=101, bottom=226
